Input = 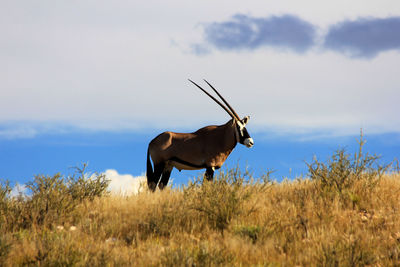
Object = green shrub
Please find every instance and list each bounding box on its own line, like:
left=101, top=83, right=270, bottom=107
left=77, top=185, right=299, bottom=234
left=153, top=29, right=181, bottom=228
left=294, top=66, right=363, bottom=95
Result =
left=0, top=165, right=110, bottom=231
left=306, top=132, right=388, bottom=199
left=183, top=166, right=271, bottom=233
left=68, top=164, right=110, bottom=202
left=26, top=173, right=76, bottom=226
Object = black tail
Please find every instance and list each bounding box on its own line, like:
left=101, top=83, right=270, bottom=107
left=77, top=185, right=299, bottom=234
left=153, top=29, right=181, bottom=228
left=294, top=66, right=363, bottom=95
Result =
left=146, top=147, right=156, bottom=191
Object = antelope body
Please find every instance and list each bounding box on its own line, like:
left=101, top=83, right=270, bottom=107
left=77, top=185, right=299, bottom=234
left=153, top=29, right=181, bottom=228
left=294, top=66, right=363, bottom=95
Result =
left=146, top=80, right=254, bottom=191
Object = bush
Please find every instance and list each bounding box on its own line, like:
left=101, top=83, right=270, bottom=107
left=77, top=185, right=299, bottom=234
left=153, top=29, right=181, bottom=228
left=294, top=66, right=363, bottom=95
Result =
left=0, top=165, right=110, bottom=231
left=25, top=165, right=109, bottom=228
left=183, top=166, right=271, bottom=233
left=68, top=164, right=110, bottom=202
left=306, top=133, right=388, bottom=199
left=26, top=173, right=76, bottom=226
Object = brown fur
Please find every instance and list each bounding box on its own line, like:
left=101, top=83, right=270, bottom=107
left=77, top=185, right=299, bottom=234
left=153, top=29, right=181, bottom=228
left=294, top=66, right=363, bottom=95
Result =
left=148, top=119, right=237, bottom=170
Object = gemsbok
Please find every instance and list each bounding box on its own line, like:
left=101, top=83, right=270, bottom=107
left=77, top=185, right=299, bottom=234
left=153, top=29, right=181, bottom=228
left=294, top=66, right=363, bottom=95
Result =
left=146, top=80, right=254, bottom=191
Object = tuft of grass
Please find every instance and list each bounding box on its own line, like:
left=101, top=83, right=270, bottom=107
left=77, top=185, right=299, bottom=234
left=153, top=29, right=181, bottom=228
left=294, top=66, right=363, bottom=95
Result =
left=160, top=243, right=234, bottom=267
left=0, top=235, right=11, bottom=262
left=233, top=225, right=261, bottom=243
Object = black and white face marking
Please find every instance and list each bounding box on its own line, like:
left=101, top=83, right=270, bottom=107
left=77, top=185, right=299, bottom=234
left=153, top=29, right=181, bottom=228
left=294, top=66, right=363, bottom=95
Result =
left=236, top=116, right=254, bottom=148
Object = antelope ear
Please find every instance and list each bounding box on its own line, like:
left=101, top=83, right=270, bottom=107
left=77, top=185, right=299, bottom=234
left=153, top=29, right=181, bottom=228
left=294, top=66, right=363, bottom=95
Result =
left=242, top=116, right=250, bottom=125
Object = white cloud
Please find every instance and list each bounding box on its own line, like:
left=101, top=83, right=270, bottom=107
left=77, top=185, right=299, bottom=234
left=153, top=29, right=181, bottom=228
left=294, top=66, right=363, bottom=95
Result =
left=1, top=0, right=400, bottom=137
left=10, top=183, right=28, bottom=198
left=0, top=125, right=37, bottom=139
left=104, top=169, right=146, bottom=196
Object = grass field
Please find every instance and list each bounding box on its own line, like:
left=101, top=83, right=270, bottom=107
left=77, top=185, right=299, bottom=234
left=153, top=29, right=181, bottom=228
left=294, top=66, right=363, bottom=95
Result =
left=1, top=141, right=400, bottom=266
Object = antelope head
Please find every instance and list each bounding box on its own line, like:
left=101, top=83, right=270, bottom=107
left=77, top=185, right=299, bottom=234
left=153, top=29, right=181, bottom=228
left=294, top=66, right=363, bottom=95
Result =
left=236, top=115, right=254, bottom=148
left=189, top=79, right=254, bottom=148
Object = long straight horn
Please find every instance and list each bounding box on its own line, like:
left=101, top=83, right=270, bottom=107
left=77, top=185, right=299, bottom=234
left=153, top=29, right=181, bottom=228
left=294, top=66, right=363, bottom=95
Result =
left=203, top=79, right=240, bottom=120
left=188, top=79, right=236, bottom=119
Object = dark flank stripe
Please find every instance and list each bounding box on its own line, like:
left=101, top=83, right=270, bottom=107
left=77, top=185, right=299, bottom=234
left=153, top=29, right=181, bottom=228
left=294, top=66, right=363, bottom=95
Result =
left=169, top=157, right=207, bottom=169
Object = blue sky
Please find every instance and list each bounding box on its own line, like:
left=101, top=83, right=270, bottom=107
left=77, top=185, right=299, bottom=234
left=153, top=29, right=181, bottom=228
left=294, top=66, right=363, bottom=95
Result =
left=1, top=1, right=400, bottom=192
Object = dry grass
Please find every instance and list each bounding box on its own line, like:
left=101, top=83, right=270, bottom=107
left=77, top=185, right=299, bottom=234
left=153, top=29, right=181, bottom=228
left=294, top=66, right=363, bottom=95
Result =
left=1, top=144, right=400, bottom=266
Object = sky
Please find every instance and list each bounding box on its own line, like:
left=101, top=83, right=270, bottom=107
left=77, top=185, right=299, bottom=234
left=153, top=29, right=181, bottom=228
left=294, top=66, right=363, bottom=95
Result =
left=1, top=1, right=400, bottom=193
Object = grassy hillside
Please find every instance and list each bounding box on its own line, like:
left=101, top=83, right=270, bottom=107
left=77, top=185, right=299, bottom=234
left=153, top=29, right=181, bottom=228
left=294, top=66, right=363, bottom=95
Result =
left=1, top=143, right=400, bottom=266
